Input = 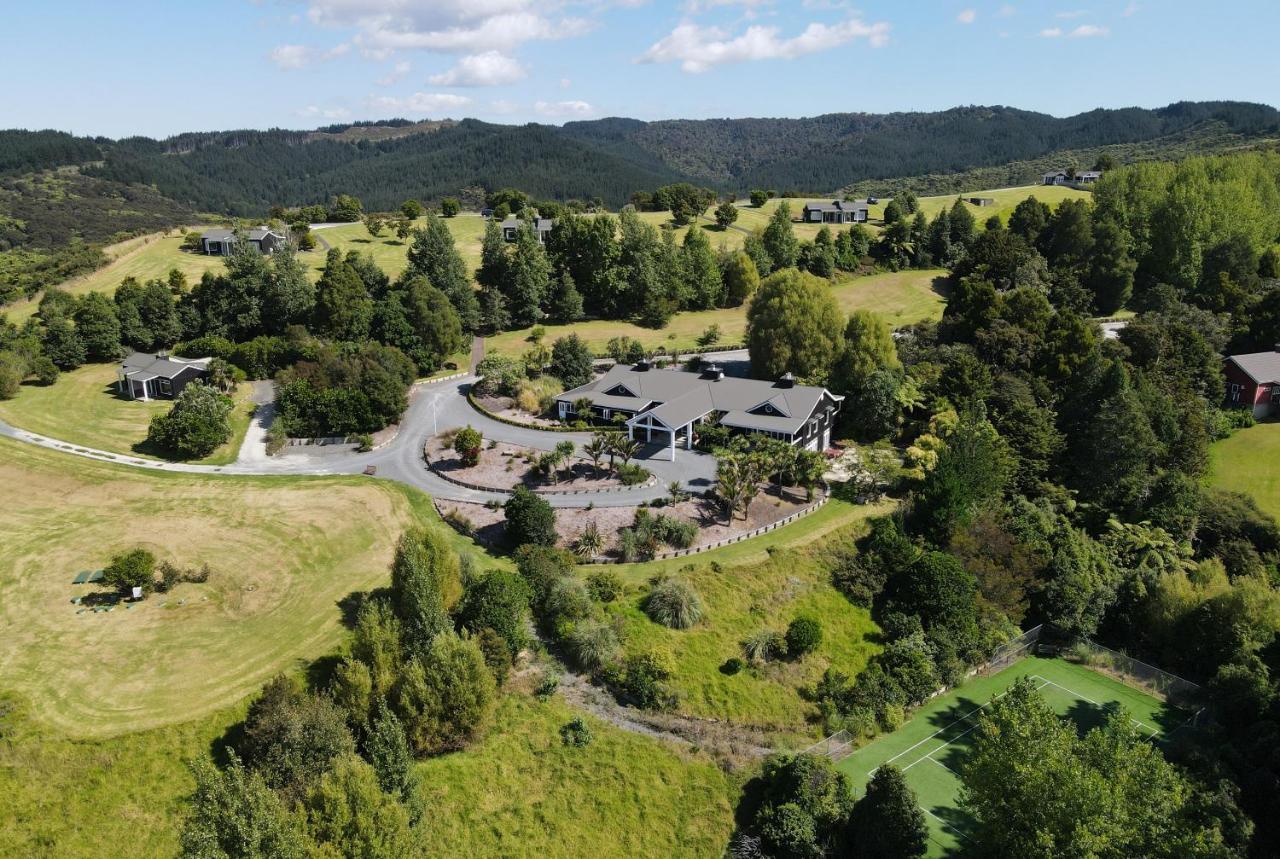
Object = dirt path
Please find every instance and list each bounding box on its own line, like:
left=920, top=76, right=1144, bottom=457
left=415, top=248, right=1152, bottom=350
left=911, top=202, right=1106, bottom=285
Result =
left=552, top=660, right=777, bottom=760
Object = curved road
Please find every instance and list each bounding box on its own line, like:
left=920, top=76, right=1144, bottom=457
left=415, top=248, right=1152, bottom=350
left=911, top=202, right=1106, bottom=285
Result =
left=0, top=375, right=718, bottom=509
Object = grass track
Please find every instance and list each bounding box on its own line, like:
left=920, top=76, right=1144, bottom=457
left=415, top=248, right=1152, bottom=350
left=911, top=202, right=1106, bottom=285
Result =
left=0, top=437, right=459, bottom=736
left=1208, top=420, right=1280, bottom=519
left=836, top=655, right=1189, bottom=856
left=486, top=270, right=947, bottom=359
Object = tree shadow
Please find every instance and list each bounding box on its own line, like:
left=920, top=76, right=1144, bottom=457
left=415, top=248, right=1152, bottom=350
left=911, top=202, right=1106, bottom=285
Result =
left=209, top=719, right=248, bottom=768
left=351, top=238, right=373, bottom=244
left=929, top=275, right=953, bottom=300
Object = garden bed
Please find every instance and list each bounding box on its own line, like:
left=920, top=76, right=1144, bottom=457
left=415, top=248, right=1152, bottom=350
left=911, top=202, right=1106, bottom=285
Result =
left=426, top=435, right=634, bottom=493
left=472, top=393, right=565, bottom=428
left=435, top=485, right=814, bottom=558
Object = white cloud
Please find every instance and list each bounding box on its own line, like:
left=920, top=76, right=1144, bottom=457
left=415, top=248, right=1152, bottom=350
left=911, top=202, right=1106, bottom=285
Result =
left=534, top=99, right=595, bottom=118
left=956, top=9, right=976, bottom=24
left=299, top=0, right=590, bottom=56
left=1068, top=24, right=1108, bottom=37
left=639, top=17, right=890, bottom=73
left=295, top=104, right=352, bottom=120
left=376, top=60, right=411, bottom=86
left=1122, top=2, right=1140, bottom=16
left=429, top=50, right=527, bottom=86
left=1039, top=26, right=1063, bottom=37
left=366, top=91, right=472, bottom=115
left=270, top=42, right=350, bottom=69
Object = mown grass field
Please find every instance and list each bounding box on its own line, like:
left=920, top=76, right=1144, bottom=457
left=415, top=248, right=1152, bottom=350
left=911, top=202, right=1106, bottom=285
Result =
left=1208, top=420, right=1280, bottom=519
left=605, top=533, right=882, bottom=732
left=0, top=363, right=254, bottom=465
left=414, top=693, right=737, bottom=858
left=0, top=438, right=441, bottom=736
left=836, top=655, right=1189, bottom=857
left=486, top=269, right=948, bottom=358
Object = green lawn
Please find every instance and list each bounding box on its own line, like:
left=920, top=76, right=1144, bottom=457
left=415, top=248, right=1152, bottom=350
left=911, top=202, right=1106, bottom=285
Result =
left=413, top=693, right=736, bottom=858
left=604, top=537, right=882, bottom=732
left=486, top=269, right=948, bottom=359
left=0, top=688, right=738, bottom=859
left=0, top=437, right=456, bottom=736
left=836, top=655, right=1191, bottom=857
left=1208, top=420, right=1280, bottom=519
left=0, top=362, right=254, bottom=465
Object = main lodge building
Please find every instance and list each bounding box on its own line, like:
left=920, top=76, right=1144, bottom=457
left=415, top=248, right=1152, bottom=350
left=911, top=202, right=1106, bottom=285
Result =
left=555, top=361, right=843, bottom=459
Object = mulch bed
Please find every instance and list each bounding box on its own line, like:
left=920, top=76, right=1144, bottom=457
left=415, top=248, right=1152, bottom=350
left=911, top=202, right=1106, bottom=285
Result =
left=427, top=436, right=628, bottom=492
left=436, top=484, right=813, bottom=557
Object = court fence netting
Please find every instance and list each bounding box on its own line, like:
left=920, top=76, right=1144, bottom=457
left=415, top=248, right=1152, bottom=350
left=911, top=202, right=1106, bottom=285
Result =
left=801, top=730, right=855, bottom=762
left=1051, top=636, right=1203, bottom=710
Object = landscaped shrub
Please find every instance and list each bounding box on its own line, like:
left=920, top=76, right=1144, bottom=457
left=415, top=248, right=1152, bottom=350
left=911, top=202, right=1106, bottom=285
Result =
left=474, top=355, right=525, bottom=397
left=104, top=547, right=157, bottom=595
left=785, top=616, right=823, bottom=657
left=568, top=618, right=621, bottom=670
left=742, top=629, right=788, bottom=664
left=574, top=522, right=606, bottom=559
left=452, top=425, right=483, bottom=466
left=353, top=432, right=373, bottom=452
left=503, top=486, right=557, bottom=548
left=146, top=380, right=233, bottom=459
left=544, top=577, right=592, bottom=628
left=720, top=657, right=745, bottom=675
left=442, top=509, right=475, bottom=536
left=559, top=717, right=593, bottom=748
left=602, top=648, right=678, bottom=710
left=455, top=569, right=532, bottom=657
left=586, top=570, right=623, bottom=603
left=616, top=463, right=651, bottom=485
left=643, top=575, right=706, bottom=629
left=618, top=528, right=642, bottom=562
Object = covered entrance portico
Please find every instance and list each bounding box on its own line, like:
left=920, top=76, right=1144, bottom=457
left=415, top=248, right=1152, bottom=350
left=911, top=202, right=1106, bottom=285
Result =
left=625, top=412, right=698, bottom=461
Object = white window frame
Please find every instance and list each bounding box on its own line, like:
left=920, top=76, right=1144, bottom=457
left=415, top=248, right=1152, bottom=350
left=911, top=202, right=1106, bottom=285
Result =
left=1230, top=383, right=1242, bottom=403
left=159, top=378, right=172, bottom=396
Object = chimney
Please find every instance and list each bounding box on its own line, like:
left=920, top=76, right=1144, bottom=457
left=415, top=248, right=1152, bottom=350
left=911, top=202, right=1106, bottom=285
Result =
left=635, top=358, right=650, bottom=371
left=702, top=363, right=724, bottom=381
left=777, top=372, right=795, bottom=388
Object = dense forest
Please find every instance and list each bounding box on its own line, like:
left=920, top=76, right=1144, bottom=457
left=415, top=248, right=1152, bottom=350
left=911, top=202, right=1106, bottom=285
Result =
left=0, top=101, right=1274, bottom=218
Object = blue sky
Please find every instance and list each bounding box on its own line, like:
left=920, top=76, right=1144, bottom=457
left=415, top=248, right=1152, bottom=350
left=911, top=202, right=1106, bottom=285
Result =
left=3, top=1, right=1277, bottom=138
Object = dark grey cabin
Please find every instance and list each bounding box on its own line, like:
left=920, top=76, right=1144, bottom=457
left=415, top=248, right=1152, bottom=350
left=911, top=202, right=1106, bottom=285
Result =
left=801, top=200, right=869, bottom=224
left=200, top=227, right=287, bottom=256
left=116, top=352, right=211, bottom=400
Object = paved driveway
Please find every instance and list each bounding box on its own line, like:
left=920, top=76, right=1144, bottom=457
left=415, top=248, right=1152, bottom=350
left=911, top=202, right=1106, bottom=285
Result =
left=0, top=374, right=718, bottom=509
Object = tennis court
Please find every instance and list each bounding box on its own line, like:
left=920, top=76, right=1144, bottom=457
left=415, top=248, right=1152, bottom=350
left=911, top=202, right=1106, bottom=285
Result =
left=835, top=656, right=1196, bottom=856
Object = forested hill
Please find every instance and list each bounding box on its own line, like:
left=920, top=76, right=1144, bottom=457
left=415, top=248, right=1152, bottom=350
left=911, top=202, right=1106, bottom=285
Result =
left=562, top=101, right=1280, bottom=189
left=1, top=101, right=1276, bottom=217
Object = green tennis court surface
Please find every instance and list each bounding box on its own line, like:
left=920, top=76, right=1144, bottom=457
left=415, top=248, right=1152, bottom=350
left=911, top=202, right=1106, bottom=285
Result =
left=835, top=656, right=1196, bottom=856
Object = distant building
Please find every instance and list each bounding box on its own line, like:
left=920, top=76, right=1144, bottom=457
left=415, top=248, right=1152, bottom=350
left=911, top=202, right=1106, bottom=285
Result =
left=801, top=200, right=869, bottom=224
left=1042, top=170, right=1103, bottom=187
left=116, top=352, right=211, bottom=401
left=1224, top=347, right=1280, bottom=418
left=199, top=227, right=287, bottom=256
left=554, top=362, right=843, bottom=460
left=501, top=217, right=554, bottom=243
left=967, top=197, right=996, bottom=207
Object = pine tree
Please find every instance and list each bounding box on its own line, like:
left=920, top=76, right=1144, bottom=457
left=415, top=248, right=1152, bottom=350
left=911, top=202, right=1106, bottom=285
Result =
left=405, top=213, right=480, bottom=331
left=762, top=201, right=799, bottom=270
left=547, top=272, right=584, bottom=323
left=948, top=197, right=976, bottom=247
left=313, top=251, right=373, bottom=341
left=364, top=703, right=415, bottom=799
left=681, top=226, right=723, bottom=309
left=503, top=223, right=552, bottom=327
left=847, top=765, right=928, bottom=858
left=390, top=528, right=459, bottom=657
left=722, top=251, right=760, bottom=306
left=1086, top=218, right=1137, bottom=314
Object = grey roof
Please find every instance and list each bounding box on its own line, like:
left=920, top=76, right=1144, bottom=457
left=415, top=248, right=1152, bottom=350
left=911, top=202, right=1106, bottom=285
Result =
left=200, top=227, right=283, bottom=242
left=500, top=217, right=554, bottom=232
left=1228, top=350, right=1280, bottom=384
left=803, top=199, right=868, bottom=213
left=120, top=352, right=211, bottom=380
left=557, top=364, right=841, bottom=435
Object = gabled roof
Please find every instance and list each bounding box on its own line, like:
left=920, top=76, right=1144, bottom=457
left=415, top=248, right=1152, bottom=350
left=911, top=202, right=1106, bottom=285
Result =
left=557, top=364, right=841, bottom=435
left=201, top=227, right=283, bottom=242
left=803, top=199, right=868, bottom=213
left=1227, top=350, right=1280, bottom=384
left=120, top=352, right=211, bottom=380
left=500, top=217, right=554, bottom=232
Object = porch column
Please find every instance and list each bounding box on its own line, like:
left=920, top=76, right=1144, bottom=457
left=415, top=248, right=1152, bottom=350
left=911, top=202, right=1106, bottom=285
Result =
left=669, top=429, right=676, bottom=461
left=685, top=424, right=692, bottom=449
left=646, top=423, right=651, bottom=442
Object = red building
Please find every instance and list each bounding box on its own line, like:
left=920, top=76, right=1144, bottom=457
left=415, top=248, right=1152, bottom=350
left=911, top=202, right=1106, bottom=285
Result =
left=1224, top=348, right=1280, bottom=418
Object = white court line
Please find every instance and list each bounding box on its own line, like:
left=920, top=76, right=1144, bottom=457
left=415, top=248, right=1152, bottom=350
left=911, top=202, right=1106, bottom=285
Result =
left=929, top=755, right=960, bottom=775
left=923, top=807, right=971, bottom=843
left=881, top=677, right=1051, bottom=771
left=1035, top=678, right=1163, bottom=737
